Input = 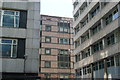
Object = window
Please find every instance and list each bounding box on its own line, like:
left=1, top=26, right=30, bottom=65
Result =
left=91, top=5, right=100, bottom=18
left=45, top=25, right=51, bottom=31
left=81, top=32, right=89, bottom=43
left=59, top=38, right=69, bottom=44
left=75, top=38, right=80, bottom=48
left=92, top=23, right=101, bottom=35
left=81, top=17, right=88, bottom=28
left=115, top=54, right=120, bottom=66
left=0, top=10, right=20, bottom=27
left=82, top=48, right=90, bottom=59
left=45, top=73, right=51, bottom=79
left=58, top=21, right=70, bottom=33
left=93, top=62, right=98, bottom=71
left=93, top=40, right=103, bottom=53
left=113, top=9, right=118, bottom=20
left=0, top=10, right=27, bottom=28
left=106, top=34, right=115, bottom=46
left=83, top=67, right=87, bottom=75
left=105, top=14, right=112, bottom=25
left=45, top=37, right=51, bottom=43
left=0, top=39, right=17, bottom=58
left=105, top=9, right=119, bottom=25
left=45, top=61, right=51, bottom=68
left=99, top=60, right=104, bottom=69
left=45, top=48, right=51, bottom=55
left=75, top=53, right=80, bottom=62
left=74, top=24, right=80, bottom=34
left=73, top=1, right=79, bottom=9
left=58, top=49, right=70, bottom=68
left=87, top=65, right=91, bottom=73
left=107, top=57, right=114, bottom=67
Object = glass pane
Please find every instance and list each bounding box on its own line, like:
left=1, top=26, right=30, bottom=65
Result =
left=46, top=49, right=50, bottom=54
left=0, top=10, right=1, bottom=26
left=64, top=28, right=68, bottom=32
left=2, top=39, right=12, bottom=43
left=3, top=15, right=14, bottom=27
left=13, top=40, right=17, bottom=44
left=60, top=39, right=63, bottom=43
left=12, top=45, right=17, bottom=58
left=16, top=16, right=19, bottom=27
left=64, top=39, right=68, bottom=44
left=16, top=12, right=19, bottom=15
left=0, top=44, right=2, bottom=56
left=2, top=44, right=11, bottom=57
left=59, top=27, right=63, bottom=32
left=4, top=10, right=14, bottom=15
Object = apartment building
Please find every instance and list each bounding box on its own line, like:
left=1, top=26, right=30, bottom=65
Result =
left=73, top=0, right=120, bottom=79
left=39, top=15, right=74, bottom=79
left=0, top=0, right=40, bottom=80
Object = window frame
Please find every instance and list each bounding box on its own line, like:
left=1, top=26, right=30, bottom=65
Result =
left=45, top=61, right=51, bottom=68
left=0, top=38, right=17, bottom=58
left=45, top=48, right=51, bottom=55
left=0, top=10, right=20, bottom=28
left=45, top=36, right=51, bottom=43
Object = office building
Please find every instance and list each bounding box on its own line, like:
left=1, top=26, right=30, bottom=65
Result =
left=0, top=0, right=40, bottom=79
left=39, top=15, right=74, bottom=79
left=73, top=0, right=120, bottom=79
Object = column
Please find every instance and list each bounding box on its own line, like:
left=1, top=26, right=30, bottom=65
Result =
left=101, top=19, right=104, bottom=28
left=104, top=59, right=108, bottom=80
left=117, top=3, right=120, bottom=17
left=90, top=63, right=94, bottom=80
left=90, top=46, right=93, bottom=55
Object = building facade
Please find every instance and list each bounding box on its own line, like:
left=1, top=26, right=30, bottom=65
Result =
left=0, top=0, right=40, bottom=80
left=73, top=0, right=120, bottom=79
left=39, top=15, right=74, bottom=79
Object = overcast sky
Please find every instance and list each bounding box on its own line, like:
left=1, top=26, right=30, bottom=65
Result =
left=41, top=0, right=73, bottom=18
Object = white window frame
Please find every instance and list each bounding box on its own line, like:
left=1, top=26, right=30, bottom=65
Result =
left=0, top=10, right=20, bottom=27
left=0, top=38, right=17, bottom=58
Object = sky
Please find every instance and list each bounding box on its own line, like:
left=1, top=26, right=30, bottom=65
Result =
left=41, top=0, right=73, bottom=18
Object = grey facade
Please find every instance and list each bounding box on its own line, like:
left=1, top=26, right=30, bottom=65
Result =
left=73, top=0, right=120, bottom=79
left=0, top=0, right=40, bottom=79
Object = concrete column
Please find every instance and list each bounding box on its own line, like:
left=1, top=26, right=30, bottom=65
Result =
left=104, top=59, right=108, bottom=80
left=88, top=13, right=91, bottom=21
left=89, top=29, right=91, bottom=38
left=99, top=2, right=102, bottom=11
left=102, top=38, right=105, bottom=49
left=90, top=46, right=93, bottom=55
left=101, top=19, right=104, bottom=28
left=90, top=64, right=94, bottom=80
left=117, top=3, right=120, bottom=17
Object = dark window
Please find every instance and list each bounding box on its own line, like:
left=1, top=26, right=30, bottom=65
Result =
left=45, top=25, right=51, bottom=31
left=93, top=40, right=103, bottom=53
left=59, top=38, right=69, bottom=44
left=45, top=61, right=51, bottom=68
left=106, top=34, right=115, bottom=46
left=19, top=10, right=27, bottom=28
left=58, top=49, right=70, bottom=68
left=0, top=38, right=25, bottom=58
left=58, top=21, right=70, bottom=33
left=17, top=39, right=25, bottom=58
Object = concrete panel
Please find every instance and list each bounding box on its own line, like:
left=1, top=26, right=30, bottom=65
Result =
left=1, top=28, right=26, bottom=38
left=25, top=59, right=39, bottom=73
left=2, top=59, right=24, bottom=73
left=2, top=2, right=27, bottom=10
